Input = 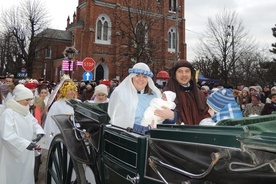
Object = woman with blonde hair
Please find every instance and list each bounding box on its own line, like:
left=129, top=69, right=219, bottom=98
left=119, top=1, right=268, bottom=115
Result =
left=33, top=96, right=46, bottom=126
left=41, top=80, right=77, bottom=150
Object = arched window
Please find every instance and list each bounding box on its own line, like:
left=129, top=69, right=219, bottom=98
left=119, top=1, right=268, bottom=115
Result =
left=95, top=14, right=111, bottom=44
left=168, top=27, right=177, bottom=52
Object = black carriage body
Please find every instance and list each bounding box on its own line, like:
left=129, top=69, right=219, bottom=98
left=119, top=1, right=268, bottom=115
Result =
left=49, top=99, right=276, bottom=184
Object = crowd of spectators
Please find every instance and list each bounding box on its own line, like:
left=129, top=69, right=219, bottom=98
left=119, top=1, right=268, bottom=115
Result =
left=0, top=62, right=275, bottom=183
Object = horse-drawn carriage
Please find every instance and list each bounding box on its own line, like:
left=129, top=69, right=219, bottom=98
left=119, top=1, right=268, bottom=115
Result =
left=46, top=99, right=276, bottom=184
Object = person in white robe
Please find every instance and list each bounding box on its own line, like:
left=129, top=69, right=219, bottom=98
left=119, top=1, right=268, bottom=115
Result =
left=108, top=63, right=176, bottom=134
left=41, top=80, right=77, bottom=150
left=0, top=84, right=45, bottom=184
left=141, top=91, right=176, bottom=128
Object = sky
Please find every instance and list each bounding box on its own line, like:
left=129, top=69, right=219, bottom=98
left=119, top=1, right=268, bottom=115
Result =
left=0, top=0, right=78, bottom=30
left=1, top=0, right=275, bottom=61
left=185, top=0, right=276, bottom=61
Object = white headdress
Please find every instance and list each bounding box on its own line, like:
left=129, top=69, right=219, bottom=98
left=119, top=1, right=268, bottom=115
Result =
left=108, top=63, right=161, bottom=129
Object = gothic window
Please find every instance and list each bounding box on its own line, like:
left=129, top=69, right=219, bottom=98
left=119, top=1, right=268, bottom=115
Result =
left=96, top=14, right=111, bottom=44
left=168, top=27, right=177, bottom=52
left=45, top=47, right=51, bottom=58
left=169, top=0, right=177, bottom=12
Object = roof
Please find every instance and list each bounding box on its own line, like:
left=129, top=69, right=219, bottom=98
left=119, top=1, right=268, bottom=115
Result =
left=36, top=28, right=72, bottom=41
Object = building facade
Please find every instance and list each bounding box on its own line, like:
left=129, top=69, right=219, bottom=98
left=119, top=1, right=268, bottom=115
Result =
left=34, top=0, right=186, bottom=82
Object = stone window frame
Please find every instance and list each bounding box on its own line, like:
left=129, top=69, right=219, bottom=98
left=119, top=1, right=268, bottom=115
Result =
left=168, top=26, right=177, bottom=53
left=95, top=14, right=111, bottom=45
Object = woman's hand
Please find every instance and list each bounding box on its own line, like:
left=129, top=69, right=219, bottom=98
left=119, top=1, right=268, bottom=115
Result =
left=154, top=106, right=174, bottom=120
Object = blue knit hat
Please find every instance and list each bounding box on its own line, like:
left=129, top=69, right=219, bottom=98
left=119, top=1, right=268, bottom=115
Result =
left=207, top=88, right=236, bottom=112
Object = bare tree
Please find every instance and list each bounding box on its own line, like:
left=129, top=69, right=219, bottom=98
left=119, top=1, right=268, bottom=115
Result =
left=270, top=24, right=276, bottom=61
left=193, top=9, right=257, bottom=86
left=112, top=0, right=165, bottom=76
left=0, top=0, right=50, bottom=77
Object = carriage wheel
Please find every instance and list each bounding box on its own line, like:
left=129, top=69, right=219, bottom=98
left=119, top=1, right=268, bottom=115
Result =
left=46, top=134, right=87, bottom=184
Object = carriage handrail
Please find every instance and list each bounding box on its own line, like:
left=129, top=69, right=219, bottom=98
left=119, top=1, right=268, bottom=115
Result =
left=69, top=114, right=91, bottom=142
left=229, top=161, right=276, bottom=172
left=148, top=149, right=230, bottom=182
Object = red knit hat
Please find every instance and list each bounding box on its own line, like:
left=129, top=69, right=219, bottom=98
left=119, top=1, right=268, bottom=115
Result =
left=25, top=80, right=38, bottom=89
left=100, top=80, right=110, bottom=86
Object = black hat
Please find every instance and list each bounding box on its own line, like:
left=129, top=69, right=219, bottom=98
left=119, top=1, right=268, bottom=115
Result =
left=269, top=92, right=276, bottom=99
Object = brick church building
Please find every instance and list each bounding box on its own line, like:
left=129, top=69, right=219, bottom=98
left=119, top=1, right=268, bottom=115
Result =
left=33, top=0, right=187, bottom=82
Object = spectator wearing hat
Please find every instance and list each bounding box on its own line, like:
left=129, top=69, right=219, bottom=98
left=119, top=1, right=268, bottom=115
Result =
left=100, top=79, right=111, bottom=97
left=0, top=84, right=45, bottom=184
left=88, top=84, right=108, bottom=103
left=24, top=79, right=39, bottom=94
left=265, top=86, right=276, bottom=103
left=108, top=62, right=175, bottom=132
left=164, top=60, right=210, bottom=125
left=243, top=93, right=265, bottom=117
left=200, top=88, right=243, bottom=125
left=25, top=79, right=39, bottom=107
left=237, top=83, right=245, bottom=92
left=263, top=84, right=271, bottom=99
left=200, top=85, right=210, bottom=97
left=261, top=92, right=276, bottom=115
left=249, top=86, right=259, bottom=95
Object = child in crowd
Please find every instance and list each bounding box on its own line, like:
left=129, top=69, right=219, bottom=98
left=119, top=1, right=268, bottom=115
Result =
left=200, top=88, right=243, bottom=125
left=141, top=91, right=176, bottom=128
left=89, top=84, right=109, bottom=103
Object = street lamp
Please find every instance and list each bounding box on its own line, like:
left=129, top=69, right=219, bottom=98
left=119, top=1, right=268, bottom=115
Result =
left=63, top=46, right=78, bottom=78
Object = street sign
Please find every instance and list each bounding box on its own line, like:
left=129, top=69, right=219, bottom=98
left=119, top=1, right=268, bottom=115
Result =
left=82, top=57, right=96, bottom=71
left=82, top=71, right=93, bottom=81
left=21, top=67, right=26, bottom=73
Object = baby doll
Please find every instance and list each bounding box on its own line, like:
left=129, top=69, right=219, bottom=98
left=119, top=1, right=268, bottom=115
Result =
left=141, top=91, right=176, bottom=128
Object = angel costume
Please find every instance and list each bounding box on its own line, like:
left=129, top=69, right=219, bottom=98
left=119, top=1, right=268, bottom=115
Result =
left=0, top=99, right=44, bottom=184
left=41, top=98, right=74, bottom=150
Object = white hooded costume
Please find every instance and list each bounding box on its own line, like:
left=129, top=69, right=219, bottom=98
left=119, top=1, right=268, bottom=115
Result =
left=141, top=91, right=176, bottom=128
left=108, top=63, right=161, bottom=129
left=0, top=84, right=45, bottom=184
